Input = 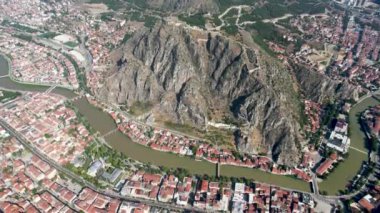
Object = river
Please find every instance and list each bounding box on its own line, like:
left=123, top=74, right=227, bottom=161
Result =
left=3, top=54, right=377, bottom=194
left=0, top=56, right=76, bottom=98
left=319, top=97, right=380, bottom=194
left=74, top=97, right=310, bottom=192
left=0, top=55, right=310, bottom=191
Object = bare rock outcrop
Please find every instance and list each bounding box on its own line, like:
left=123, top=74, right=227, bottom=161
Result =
left=291, top=63, right=360, bottom=102
left=97, top=23, right=305, bottom=166
left=145, top=0, right=219, bottom=13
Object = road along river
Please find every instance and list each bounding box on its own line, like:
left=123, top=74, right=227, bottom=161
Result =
left=3, top=54, right=376, bottom=194
left=0, top=55, right=75, bottom=98
left=73, top=97, right=310, bottom=192
left=319, top=97, right=380, bottom=194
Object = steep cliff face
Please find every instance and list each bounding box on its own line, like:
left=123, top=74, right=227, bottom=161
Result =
left=292, top=64, right=360, bottom=102
left=145, top=0, right=219, bottom=13
left=97, top=23, right=304, bottom=166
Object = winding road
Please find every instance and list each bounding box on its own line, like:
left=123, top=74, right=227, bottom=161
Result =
left=1, top=15, right=379, bottom=207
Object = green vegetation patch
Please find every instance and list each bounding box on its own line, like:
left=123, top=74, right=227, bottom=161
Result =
left=12, top=34, right=33, bottom=42
left=222, top=25, right=239, bottom=36
left=89, top=0, right=147, bottom=11
left=89, top=0, right=124, bottom=11
left=100, top=12, right=115, bottom=21
left=44, top=133, right=52, bottom=139
left=122, top=33, right=133, bottom=44
left=250, top=21, right=288, bottom=45
left=38, top=32, right=59, bottom=39
left=2, top=20, right=40, bottom=33
left=143, top=16, right=158, bottom=28
left=163, top=121, right=206, bottom=139
left=218, top=0, right=327, bottom=22
left=210, top=15, right=222, bottom=26
left=178, top=14, right=206, bottom=28
left=204, top=127, right=235, bottom=149
left=217, top=0, right=256, bottom=12
left=0, top=90, right=21, bottom=103
left=253, top=3, right=288, bottom=20
left=128, top=101, right=153, bottom=116
left=125, top=11, right=158, bottom=29
left=247, top=21, right=290, bottom=56
left=63, top=53, right=89, bottom=92
left=64, top=41, right=78, bottom=48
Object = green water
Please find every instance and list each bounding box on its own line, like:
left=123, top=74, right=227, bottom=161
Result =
left=73, top=97, right=310, bottom=192
left=319, top=97, right=380, bottom=195
left=0, top=56, right=76, bottom=98
left=5, top=53, right=377, bottom=194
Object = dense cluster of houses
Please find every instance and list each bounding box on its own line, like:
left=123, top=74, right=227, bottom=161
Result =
left=0, top=0, right=73, bottom=27
left=289, top=12, right=380, bottom=91
left=114, top=170, right=316, bottom=212
left=0, top=93, right=92, bottom=164
left=84, top=19, right=131, bottom=92
left=69, top=11, right=141, bottom=93
left=0, top=35, right=79, bottom=89
left=362, top=105, right=380, bottom=140
left=231, top=183, right=315, bottom=212
left=104, top=105, right=314, bottom=182
left=351, top=185, right=380, bottom=212
left=0, top=92, right=317, bottom=211
left=0, top=136, right=153, bottom=213
left=70, top=94, right=317, bottom=184
left=0, top=129, right=317, bottom=212
left=339, top=24, right=380, bottom=89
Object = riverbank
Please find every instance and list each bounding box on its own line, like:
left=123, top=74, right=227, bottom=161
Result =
left=73, top=97, right=311, bottom=192
left=0, top=55, right=76, bottom=98
left=1, top=53, right=377, bottom=195
left=319, top=97, right=380, bottom=194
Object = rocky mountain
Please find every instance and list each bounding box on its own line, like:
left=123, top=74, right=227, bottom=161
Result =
left=291, top=64, right=360, bottom=102
left=145, top=0, right=219, bottom=13
left=97, top=22, right=306, bottom=166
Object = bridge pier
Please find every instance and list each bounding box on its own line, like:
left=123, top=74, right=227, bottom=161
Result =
left=216, top=162, right=221, bottom=178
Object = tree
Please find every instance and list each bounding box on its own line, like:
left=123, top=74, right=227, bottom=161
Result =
left=32, top=188, right=38, bottom=195
left=368, top=135, right=378, bottom=152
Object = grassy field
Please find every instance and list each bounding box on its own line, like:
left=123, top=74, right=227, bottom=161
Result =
left=128, top=101, right=153, bottom=116
left=164, top=121, right=206, bottom=138
left=319, top=97, right=380, bottom=195
left=205, top=126, right=236, bottom=149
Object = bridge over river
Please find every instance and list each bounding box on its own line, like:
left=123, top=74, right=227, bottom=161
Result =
left=1, top=54, right=379, bottom=197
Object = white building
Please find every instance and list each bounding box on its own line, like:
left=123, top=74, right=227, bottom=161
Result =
left=118, top=201, right=150, bottom=213
left=0, top=129, right=9, bottom=138
left=87, top=160, right=104, bottom=177
left=327, top=131, right=350, bottom=153
left=232, top=201, right=246, bottom=213
left=234, top=183, right=245, bottom=194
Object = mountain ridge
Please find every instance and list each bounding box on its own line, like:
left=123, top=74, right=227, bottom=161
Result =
left=97, top=23, right=308, bottom=166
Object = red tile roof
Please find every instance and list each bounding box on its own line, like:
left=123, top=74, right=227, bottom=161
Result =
left=316, top=159, right=333, bottom=176
left=358, top=197, right=375, bottom=212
